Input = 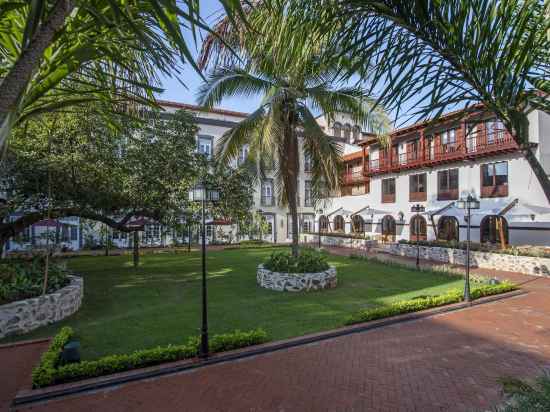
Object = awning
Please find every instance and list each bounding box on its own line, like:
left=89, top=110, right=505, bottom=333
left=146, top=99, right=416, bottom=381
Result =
left=325, top=206, right=354, bottom=217
left=351, top=206, right=393, bottom=219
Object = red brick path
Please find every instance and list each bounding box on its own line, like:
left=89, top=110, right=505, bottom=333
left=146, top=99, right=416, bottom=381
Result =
left=0, top=340, right=49, bottom=412
left=9, top=248, right=550, bottom=412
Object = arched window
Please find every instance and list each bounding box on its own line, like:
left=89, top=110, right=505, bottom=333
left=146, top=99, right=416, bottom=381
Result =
left=381, top=215, right=396, bottom=242
left=410, top=215, right=427, bottom=241
left=480, top=215, right=509, bottom=246
left=333, top=215, right=345, bottom=232
left=352, top=126, right=361, bottom=142
left=437, top=216, right=460, bottom=242
left=319, top=215, right=329, bottom=232
left=344, top=124, right=351, bottom=141
left=351, top=215, right=365, bottom=233
left=333, top=122, right=342, bottom=138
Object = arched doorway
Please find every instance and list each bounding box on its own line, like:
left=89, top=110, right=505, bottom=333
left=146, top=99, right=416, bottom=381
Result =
left=410, top=215, right=427, bottom=241
left=381, top=215, right=396, bottom=242
left=480, top=215, right=509, bottom=246
left=351, top=215, right=365, bottom=234
left=333, top=215, right=345, bottom=232
left=319, top=215, right=329, bottom=232
left=437, top=216, right=460, bottom=242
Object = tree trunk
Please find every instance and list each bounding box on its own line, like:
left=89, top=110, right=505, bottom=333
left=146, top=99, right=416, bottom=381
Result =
left=133, top=230, right=139, bottom=269
left=0, top=0, right=75, bottom=148
left=282, top=102, right=300, bottom=257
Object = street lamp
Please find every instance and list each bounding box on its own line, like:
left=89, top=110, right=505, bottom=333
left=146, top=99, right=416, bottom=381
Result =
left=188, top=183, right=219, bottom=358
left=456, top=194, right=480, bottom=302
left=410, top=204, right=426, bottom=269
left=317, top=209, right=324, bottom=249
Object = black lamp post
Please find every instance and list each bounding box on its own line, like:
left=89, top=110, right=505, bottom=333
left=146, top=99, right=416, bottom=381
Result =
left=410, top=204, right=426, bottom=269
left=317, top=209, right=324, bottom=249
left=456, top=194, right=480, bottom=302
left=188, top=183, right=219, bottom=358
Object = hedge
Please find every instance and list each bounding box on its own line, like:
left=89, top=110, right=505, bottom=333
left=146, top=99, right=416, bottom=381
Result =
left=33, top=328, right=269, bottom=388
left=345, top=282, right=517, bottom=326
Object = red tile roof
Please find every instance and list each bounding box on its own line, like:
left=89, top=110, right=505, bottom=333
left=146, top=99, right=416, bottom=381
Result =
left=157, top=100, right=249, bottom=118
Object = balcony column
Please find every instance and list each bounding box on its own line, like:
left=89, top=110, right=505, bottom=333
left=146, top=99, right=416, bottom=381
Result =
left=460, top=119, right=467, bottom=153
left=419, top=129, right=425, bottom=161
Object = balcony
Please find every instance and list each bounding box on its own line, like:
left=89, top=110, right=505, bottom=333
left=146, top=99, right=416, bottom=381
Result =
left=342, top=170, right=368, bottom=185
left=261, top=196, right=275, bottom=207
left=365, top=129, right=517, bottom=176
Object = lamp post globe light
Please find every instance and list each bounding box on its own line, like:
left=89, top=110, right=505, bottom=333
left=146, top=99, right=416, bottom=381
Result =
left=316, top=209, right=324, bottom=249
left=410, top=204, right=425, bottom=269
left=456, top=194, right=480, bottom=302
left=188, top=183, right=219, bottom=358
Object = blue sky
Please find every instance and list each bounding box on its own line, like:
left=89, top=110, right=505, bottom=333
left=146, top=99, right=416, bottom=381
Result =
left=155, top=2, right=425, bottom=125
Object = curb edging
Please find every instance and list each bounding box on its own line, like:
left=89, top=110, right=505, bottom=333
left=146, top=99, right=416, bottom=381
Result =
left=13, top=288, right=526, bottom=408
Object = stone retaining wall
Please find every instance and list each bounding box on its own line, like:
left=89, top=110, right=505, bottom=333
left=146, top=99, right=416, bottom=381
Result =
left=0, top=275, right=83, bottom=339
left=387, top=244, right=550, bottom=277
left=257, top=265, right=337, bottom=292
left=300, top=234, right=378, bottom=250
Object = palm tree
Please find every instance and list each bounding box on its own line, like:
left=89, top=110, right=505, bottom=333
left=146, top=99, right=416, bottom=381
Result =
left=254, top=0, right=550, bottom=202
left=197, top=61, right=389, bottom=256
left=0, top=0, right=244, bottom=149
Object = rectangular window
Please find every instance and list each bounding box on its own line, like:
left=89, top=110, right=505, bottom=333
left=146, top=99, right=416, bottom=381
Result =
left=437, top=169, right=459, bottom=200
left=287, top=214, right=295, bottom=238
left=197, top=136, right=213, bottom=158
left=409, top=173, right=427, bottom=202
left=486, top=119, right=505, bottom=144
left=70, top=226, right=78, bottom=241
left=61, top=225, right=70, bottom=242
left=381, top=178, right=396, bottom=203
left=304, top=180, right=312, bottom=207
left=303, top=153, right=312, bottom=172
left=238, top=144, right=249, bottom=165
left=261, top=179, right=274, bottom=206
left=301, top=214, right=315, bottom=233
left=481, top=161, right=508, bottom=197
left=145, top=224, right=161, bottom=240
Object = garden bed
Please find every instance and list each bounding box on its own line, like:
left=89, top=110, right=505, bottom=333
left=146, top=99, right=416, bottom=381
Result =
left=0, top=275, right=83, bottom=339
left=257, top=264, right=337, bottom=291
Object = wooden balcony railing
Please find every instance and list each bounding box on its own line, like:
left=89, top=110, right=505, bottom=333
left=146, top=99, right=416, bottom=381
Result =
left=342, top=170, right=368, bottom=185
left=364, top=129, right=517, bottom=175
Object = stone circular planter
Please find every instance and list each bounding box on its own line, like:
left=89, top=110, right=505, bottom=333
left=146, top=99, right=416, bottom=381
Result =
left=257, top=264, right=337, bottom=292
left=0, top=275, right=83, bottom=339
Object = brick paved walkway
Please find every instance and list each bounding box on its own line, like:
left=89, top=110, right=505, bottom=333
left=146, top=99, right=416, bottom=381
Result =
left=9, top=249, right=550, bottom=412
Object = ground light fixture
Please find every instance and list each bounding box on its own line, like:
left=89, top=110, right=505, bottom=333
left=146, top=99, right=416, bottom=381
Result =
left=455, top=194, right=480, bottom=302
left=410, top=204, right=426, bottom=269
left=316, top=209, right=324, bottom=249
left=188, top=183, right=219, bottom=358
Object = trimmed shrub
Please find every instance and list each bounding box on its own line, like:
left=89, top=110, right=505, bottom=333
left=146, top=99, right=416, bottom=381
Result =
left=345, top=282, right=517, bottom=326
left=31, top=326, right=74, bottom=388
left=32, top=328, right=269, bottom=388
left=0, top=257, right=70, bottom=305
left=264, top=248, right=329, bottom=273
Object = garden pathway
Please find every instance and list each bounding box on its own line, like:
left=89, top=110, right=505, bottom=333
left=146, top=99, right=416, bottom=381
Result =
left=8, top=249, right=550, bottom=412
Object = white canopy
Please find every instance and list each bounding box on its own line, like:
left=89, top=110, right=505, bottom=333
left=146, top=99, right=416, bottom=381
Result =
left=351, top=206, right=393, bottom=220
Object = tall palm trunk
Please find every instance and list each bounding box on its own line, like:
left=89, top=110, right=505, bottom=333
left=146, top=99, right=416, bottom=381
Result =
left=510, top=113, right=550, bottom=204
left=0, top=0, right=75, bottom=149
left=281, top=102, right=300, bottom=257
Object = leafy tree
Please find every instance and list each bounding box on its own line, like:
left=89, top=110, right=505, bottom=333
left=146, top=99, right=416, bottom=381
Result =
left=0, top=107, right=200, bottom=247
left=261, top=0, right=550, bottom=201
left=197, top=3, right=390, bottom=257
left=0, top=0, right=244, bottom=148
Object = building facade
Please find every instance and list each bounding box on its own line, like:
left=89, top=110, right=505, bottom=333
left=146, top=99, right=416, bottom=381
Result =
left=7, top=101, right=550, bottom=252
left=323, top=108, right=550, bottom=246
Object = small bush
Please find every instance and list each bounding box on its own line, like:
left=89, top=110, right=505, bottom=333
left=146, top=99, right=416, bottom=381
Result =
left=345, top=282, right=517, bottom=326
left=264, top=248, right=329, bottom=273
left=33, top=328, right=269, bottom=388
left=0, top=257, right=70, bottom=305
left=31, top=326, right=74, bottom=388
left=497, top=373, right=550, bottom=411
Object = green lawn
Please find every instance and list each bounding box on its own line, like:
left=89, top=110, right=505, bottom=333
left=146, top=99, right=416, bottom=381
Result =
left=2, top=248, right=465, bottom=360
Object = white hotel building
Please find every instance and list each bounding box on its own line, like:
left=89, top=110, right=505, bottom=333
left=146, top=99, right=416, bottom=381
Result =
left=6, top=100, right=550, bottom=251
